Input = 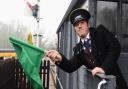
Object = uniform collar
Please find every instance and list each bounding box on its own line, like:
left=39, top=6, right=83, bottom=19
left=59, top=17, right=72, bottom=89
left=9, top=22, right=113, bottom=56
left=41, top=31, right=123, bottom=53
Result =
left=81, top=32, right=90, bottom=43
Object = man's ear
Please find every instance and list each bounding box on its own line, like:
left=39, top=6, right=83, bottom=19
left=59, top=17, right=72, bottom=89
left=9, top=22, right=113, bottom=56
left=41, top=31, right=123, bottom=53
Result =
left=87, top=22, right=90, bottom=28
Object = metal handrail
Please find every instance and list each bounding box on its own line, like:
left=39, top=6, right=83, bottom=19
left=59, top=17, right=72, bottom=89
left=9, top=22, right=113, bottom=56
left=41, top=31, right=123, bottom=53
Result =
left=86, top=69, right=116, bottom=89
left=86, top=69, right=114, bottom=79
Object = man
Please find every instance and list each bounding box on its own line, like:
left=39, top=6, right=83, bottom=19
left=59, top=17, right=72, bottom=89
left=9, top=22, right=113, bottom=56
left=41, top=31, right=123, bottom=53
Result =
left=46, top=8, right=128, bottom=89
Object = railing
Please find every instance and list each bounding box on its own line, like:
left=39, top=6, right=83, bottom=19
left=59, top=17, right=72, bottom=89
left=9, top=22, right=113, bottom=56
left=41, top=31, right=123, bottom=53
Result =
left=0, top=59, right=50, bottom=89
left=86, top=69, right=116, bottom=89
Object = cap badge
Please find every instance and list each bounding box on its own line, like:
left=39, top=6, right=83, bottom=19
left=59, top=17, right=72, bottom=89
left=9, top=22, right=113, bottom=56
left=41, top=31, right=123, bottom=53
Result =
left=75, top=15, right=83, bottom=20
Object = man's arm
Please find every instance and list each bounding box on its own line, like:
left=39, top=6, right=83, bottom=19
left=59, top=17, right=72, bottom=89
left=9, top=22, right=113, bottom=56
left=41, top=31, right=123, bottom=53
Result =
left=46, top=50, right=83, bottom=73
left=97, top=25, right=121, bottom=73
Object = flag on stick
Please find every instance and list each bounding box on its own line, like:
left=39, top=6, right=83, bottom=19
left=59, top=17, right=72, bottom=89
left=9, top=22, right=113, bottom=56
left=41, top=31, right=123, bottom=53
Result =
left=9, top=37, right=44, bottom=89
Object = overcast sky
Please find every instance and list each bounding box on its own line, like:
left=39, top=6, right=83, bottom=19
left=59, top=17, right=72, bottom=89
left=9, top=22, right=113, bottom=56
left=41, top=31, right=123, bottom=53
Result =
left=40, top=0, right=71, bottom=49
left=0, top=0, right=71, bottom=49
left=40, top=0, right=71, bottom=34
left=0, top=0, right=71, bottom=35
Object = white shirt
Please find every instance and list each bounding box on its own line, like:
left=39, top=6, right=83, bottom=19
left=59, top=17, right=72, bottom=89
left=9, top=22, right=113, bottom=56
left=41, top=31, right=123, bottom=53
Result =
left=81, top=32, right=91, bottom=52
left=81, top=32, right=90, bottom=43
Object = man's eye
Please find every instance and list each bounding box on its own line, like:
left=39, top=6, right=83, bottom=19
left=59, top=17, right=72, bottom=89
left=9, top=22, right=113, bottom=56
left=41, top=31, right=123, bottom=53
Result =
left=74, top=23, right=78, bottom=27
left=80, top=21, right=84, bottom=24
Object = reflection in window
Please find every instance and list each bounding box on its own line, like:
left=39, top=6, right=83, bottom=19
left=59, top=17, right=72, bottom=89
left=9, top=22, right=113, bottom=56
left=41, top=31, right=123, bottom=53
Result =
left=96, top=1, right=117, bottom=32
left=121, top=3, right=128, bottom=52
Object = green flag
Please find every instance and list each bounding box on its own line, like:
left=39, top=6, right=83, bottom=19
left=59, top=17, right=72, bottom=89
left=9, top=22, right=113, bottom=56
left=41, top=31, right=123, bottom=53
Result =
left=9, top=37, right=44, bottom=89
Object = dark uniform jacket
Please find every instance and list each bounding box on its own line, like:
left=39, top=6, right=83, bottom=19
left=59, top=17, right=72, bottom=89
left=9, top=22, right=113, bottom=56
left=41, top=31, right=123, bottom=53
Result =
left=57, top=25, right=128, bottom=89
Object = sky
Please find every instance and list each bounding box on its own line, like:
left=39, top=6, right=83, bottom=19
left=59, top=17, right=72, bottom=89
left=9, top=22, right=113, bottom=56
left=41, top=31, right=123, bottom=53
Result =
left=0, top=0, right=71, bottom=49
left=0, top=0, right=71, bottom=34
left=40, top=0, right=72, bottom=34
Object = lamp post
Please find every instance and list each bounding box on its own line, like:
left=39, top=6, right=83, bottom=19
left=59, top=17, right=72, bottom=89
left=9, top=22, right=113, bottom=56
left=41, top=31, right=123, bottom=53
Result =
left=32, top=0, right=42, bottom=47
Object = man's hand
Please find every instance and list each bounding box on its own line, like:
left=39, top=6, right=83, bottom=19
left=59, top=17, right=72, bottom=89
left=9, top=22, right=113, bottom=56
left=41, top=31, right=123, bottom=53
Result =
left=91, top=67, right=105, bottom=76
left=46, top=50, right=62, bottom=62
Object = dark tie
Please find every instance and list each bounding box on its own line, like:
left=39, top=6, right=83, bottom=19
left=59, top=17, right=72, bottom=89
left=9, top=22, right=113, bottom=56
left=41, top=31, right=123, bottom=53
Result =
left=84, top=38, right=91, bottom=51
left=84, top=39, right=97, bottom=69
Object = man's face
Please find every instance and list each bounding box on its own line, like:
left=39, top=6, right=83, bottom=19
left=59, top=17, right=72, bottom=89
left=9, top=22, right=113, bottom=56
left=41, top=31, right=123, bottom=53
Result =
left=74, top=20, right=89, bottom=38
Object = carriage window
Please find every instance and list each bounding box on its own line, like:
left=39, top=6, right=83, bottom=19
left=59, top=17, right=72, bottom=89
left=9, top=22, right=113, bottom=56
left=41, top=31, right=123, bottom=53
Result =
left=96, top=1, right=128, bottom=52
left=96, top=1, right=117, bottom=33
left=121, top=3, right=128, bottom=52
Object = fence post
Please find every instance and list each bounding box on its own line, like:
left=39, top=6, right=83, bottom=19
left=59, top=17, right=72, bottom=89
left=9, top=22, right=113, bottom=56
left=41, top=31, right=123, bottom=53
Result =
left=15, top=59, right=50, bottom=89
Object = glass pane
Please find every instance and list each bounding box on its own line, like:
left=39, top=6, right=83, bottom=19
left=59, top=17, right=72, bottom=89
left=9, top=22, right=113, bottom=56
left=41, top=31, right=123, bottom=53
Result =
left=121, top=3, right=128, bottom=52
left=122, top=0, right=128, bottom=2
left=96, top=1, right=117, bottom=33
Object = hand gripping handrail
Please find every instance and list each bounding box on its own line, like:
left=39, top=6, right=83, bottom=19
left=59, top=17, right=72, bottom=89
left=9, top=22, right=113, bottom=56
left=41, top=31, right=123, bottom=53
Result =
left=86, top=69, right=109, bottom=89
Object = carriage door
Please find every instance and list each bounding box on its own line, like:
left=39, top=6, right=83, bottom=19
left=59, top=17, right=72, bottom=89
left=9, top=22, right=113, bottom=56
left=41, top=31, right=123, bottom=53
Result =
left=95, top=0, right=128, bottom=85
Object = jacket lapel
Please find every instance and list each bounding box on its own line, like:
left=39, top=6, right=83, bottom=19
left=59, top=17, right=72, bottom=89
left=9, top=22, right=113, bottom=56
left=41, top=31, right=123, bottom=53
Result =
left=90, top=28, right=97, bottom=57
